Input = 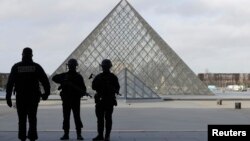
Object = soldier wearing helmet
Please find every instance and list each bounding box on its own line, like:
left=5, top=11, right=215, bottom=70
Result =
left=92, top=59, right=120, bottom=141
left=52, top=58, right=86, bottom=140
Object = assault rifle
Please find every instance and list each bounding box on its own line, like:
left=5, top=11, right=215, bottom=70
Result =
left=58, top=81, right=92, bottom=98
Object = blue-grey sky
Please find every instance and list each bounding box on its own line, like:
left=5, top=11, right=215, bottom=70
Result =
left=1, top=0, right=250, bottom=75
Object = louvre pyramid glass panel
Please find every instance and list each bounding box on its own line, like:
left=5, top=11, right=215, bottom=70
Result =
left=117, top=68, right=160, bottom=99
left=50, top=0, right=213, bottom=96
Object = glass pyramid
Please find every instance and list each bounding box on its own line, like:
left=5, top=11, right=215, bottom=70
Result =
left=50, top=0, right=213, bottom=97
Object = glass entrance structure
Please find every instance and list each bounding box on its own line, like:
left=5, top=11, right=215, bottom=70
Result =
left=50, top=0, right=213, bottom=98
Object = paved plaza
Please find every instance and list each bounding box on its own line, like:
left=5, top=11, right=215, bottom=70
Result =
left=0, top=97, right=250, bottom=141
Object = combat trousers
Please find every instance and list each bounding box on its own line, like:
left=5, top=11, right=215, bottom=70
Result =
left=16, top=99, right=39, bottom=141
left=95, top=104, right=114, bottom=136
left=62, top=98, right=83, bottom=131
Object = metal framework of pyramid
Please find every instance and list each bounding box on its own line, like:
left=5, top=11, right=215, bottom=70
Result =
left=50, top=0, right=213, bottom=97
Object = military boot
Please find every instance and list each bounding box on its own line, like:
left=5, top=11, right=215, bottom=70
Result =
left=77, top=129, right=84, bottom=140
left=92, top=134, right=104, bottom=141
left=104, top=134, right=110, bottom=141
left=60, top=130, right=69, bottom=140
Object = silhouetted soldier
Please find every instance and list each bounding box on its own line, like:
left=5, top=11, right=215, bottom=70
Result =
left=92, top=59, right=120, bottom=141
left=52, top=58, right=86, bottom=140
left=6, top=47, right=50, bottom=141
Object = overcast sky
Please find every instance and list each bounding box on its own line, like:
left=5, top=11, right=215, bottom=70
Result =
left=1, top=0, right=250, bottom=75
